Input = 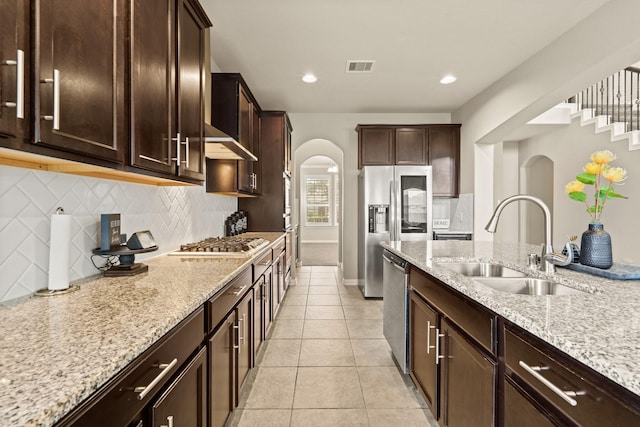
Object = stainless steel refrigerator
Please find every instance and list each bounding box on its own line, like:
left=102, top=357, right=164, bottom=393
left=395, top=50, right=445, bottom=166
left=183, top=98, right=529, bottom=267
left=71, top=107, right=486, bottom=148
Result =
left=358, top=165, right=433, bottom=298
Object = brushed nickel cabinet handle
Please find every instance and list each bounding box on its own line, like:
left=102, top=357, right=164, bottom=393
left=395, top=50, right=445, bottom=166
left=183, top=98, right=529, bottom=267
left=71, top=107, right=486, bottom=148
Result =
left=518, top=361, right=585, bottom=407
left=1, top=49, right=24, bottom=118
left=435, top=328, right=445, bottom=365
left=41, top=69, right=60, bottom=129
left=133, top=358, right=178, bottom=400
left=229, top=284, right=248, bottom=296
left=233, top=324, right=240, bottom=350
left=427, top=321, right=436, bottom=354
left=184, top=136, right=190, bottom=167
left=171, top=133, right=181, bottom=166
left=160, top=415, right=174, bottom=427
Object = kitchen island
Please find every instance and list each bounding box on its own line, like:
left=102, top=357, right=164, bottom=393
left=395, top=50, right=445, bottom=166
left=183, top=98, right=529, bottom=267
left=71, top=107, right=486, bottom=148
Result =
left=0, top=232, right=284, bottom=426
left=382, top=239, right=640, bottom=424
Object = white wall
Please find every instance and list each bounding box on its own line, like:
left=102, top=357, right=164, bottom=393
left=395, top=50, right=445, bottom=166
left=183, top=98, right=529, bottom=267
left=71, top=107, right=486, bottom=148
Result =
left=518, top=121, right=640, bottom=264
left=288, top=113, right=451, bottom=281
left=0, top=165, right=236, bottom=302
left=452, top=0, right=640, bottom=240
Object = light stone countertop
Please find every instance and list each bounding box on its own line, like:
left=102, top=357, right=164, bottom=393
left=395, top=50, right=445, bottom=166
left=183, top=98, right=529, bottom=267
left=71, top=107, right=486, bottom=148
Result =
left=0, top=232, right=285, bottom=427
left=381, top=240, right=640, bottom=398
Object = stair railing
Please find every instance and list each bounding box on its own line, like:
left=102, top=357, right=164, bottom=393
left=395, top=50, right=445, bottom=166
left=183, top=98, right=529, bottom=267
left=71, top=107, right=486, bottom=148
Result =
left=571, top=67, right=640, bottom=132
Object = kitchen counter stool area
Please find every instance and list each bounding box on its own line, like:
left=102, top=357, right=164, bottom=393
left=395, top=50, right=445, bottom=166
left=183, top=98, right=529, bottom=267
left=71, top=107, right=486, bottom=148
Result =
left=229, top=266, right=438, bottom=427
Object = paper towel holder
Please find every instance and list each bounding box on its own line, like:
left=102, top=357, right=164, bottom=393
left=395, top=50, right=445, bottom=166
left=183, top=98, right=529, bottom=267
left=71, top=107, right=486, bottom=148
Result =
left=35, top=207, right=80, bottom=297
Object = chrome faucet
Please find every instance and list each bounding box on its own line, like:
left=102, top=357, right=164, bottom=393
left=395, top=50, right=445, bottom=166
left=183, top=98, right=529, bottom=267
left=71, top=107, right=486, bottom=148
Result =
left=485, top=194, right=555, bottom=274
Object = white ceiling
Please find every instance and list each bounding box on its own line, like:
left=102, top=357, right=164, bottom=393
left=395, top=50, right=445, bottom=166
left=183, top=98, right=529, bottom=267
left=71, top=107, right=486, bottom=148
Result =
left=201, top=0, right=611, bottom=114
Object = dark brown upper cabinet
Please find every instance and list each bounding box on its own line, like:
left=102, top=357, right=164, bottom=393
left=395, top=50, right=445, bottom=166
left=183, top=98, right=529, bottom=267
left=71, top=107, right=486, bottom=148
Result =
left=357, top=124, right=461, bottom=197
left=357, top=126, right=394, bottom=167
left=34, top=0, right=126, bottom=163
left=0, top=0, right=29, bottom=142
left=239, top=111, right=293, bottom=231
left=429, top=125, right=460, bottom=198
left=131, top=0, right=210, bottom=182
left=209, top=74, right=261, bottom=195
left=395, top=128, right=427, bottom=165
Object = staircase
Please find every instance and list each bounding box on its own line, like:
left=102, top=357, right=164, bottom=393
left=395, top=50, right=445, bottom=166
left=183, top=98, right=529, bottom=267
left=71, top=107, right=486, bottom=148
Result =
left=568, top=67, right=640, bottom=151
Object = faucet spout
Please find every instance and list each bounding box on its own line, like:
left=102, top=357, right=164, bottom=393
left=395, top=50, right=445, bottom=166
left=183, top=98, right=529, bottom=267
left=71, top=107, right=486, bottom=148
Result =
left=485, top=194, right=555, bottom=274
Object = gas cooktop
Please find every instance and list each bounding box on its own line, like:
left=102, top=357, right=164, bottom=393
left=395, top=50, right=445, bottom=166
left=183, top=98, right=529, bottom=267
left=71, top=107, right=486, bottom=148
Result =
left=169, top=236, right=269, bottom=257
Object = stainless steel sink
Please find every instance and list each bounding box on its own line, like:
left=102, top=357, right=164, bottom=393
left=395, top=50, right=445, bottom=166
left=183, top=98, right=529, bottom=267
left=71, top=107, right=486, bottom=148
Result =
left=440, top=262, right=527, bottom=278
left=474, top=277, right=587, bottom=296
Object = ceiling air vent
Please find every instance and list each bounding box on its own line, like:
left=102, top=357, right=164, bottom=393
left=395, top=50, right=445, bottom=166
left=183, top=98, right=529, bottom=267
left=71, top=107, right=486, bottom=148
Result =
left=346, top=60, right=375, bottom=73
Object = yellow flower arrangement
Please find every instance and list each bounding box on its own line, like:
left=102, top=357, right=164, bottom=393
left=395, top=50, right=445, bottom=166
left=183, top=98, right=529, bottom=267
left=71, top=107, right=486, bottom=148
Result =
left=565, top=150, right=628, bottom=222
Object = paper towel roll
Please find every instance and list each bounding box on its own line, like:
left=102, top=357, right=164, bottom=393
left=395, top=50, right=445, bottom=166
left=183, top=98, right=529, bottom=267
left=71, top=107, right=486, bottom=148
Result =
left=48, top=211, right=71, bottom=291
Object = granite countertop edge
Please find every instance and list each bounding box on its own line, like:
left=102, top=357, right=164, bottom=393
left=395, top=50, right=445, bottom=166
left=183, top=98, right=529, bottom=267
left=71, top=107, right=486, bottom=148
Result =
left=381, top=240, right=640, bottom=398
left=0, top=232, right=285, bottom=427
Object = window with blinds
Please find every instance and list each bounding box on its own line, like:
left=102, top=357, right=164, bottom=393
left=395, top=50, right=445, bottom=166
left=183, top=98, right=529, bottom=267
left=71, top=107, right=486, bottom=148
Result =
left=304, top=175, right=332, bottom=226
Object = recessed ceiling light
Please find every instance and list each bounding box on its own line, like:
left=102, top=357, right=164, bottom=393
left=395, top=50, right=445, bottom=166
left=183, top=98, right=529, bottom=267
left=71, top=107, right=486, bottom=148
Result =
left=302, top=73, right=318, bottom=83
left=440, top=75, right=457, bottom=85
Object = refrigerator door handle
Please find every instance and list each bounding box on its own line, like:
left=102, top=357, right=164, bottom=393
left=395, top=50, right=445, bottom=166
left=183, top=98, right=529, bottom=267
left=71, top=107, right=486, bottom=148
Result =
left=389, top=179, right=399, bottom=241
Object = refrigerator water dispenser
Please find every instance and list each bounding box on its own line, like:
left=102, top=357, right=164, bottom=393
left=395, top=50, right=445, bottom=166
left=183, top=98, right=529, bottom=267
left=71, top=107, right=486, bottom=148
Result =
left=368, top=205, right=389, bottom=233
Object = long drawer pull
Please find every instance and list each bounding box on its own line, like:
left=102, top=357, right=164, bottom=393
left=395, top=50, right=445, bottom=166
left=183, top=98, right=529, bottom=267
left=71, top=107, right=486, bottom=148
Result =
left=518, top=361, right=584, bottom=407
left=229, top=285, right=248, bottom=296
left=133, top=358, right=178, bottom=400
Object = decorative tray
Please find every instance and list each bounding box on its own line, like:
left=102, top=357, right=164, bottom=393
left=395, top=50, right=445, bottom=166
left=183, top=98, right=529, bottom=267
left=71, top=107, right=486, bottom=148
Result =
left=562, top=262, right=640, bottom=280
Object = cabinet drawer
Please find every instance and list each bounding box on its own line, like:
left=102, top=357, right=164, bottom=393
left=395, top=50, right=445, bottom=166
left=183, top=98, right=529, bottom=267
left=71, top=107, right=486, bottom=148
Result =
left=272, top=237, right=285, bottom=257
left=505, top=326, right=640, bottom=426
left=57, top=307, right=205, bottom=427
left=252, top=249, right=272, bottom=283
left=409, top=266, right=495, bottom=354
left=208, top=268, right=252, bottom=333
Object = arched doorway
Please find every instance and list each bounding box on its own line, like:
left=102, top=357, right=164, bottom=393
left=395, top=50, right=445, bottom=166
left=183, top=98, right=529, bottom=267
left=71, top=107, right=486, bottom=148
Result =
left=294, top=139, right=344, bottom=269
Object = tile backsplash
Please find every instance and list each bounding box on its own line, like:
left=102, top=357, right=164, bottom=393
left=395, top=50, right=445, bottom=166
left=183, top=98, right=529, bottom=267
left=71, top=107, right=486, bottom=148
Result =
left=433, top=193, right=474, bottom=232
left=0, top=165, right=237, bottom=302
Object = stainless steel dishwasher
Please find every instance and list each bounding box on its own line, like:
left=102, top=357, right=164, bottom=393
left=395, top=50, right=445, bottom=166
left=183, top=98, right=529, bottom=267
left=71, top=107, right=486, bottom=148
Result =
left=382, top=249, right=409, bottom=374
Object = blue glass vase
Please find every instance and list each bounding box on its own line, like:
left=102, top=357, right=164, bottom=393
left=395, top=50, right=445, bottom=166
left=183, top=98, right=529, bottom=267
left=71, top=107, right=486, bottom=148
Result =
left=579, top=223, right=612, bottom=269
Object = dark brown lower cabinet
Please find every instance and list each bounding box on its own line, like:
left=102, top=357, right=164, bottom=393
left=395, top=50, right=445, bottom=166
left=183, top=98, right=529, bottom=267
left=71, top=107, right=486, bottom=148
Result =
left=442, top=318, right=495, bottom=427
left=505, top=324, right=640, bottom=426
left=236, top=290, right=253, bottom=400
left=209, top=310, right=235, bottom=427
left=504, top=378, right=557, bottom=427
left=409, top=292, right=439, bottom=418
left=151, top=346, right=207, bottom=427
left=409, top=267, right=496, bottom=427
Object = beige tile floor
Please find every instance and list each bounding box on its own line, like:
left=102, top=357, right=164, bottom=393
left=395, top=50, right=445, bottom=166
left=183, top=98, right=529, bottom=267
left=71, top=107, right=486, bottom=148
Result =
left=230, top=266, right=439, bottom=427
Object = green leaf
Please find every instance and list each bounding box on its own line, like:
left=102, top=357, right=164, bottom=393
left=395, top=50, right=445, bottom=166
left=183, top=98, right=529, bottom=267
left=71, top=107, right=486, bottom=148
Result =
left=588, top=205, right=603, bottom=213
left=576, top=173, right=596, bottom=185
left=608, top=192, right=629, bottom=199
left=569, top=191, right=586, bottom=202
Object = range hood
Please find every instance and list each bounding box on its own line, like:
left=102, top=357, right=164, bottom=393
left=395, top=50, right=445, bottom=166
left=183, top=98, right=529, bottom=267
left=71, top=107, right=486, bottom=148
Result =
left=204, top=123, right=257, bottom=161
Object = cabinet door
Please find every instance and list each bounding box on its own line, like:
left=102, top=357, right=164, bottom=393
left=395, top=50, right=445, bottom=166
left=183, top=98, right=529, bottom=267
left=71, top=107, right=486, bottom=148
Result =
left=209, top=311, right=236, bottom=427
left=130, top=0, right=176, bottom=175
left=264, top=268, right=274, bottom=334
left=151, top=347, right=207, bottom=427
left=36, top=0, right=126, bottom=163
left=358, top=127, right=394, bottom=167
left=284, top=116, right=292, bottom=176
left=428, top=126, right=460, bottom=197
left=253, top=278, right=265, bottom=354
left=236, top=289, right=253, bottom=397
left=0, top=0, right=28, bottom=140
left=395, top=128, right=427, bottom=165
left=176, top=0, right=206, bottom=180
left=442, top=319, right=495, bottom=427
left=504, top=378, right=557, bottom=427
left=251, top=108, right=262, bottom=193
left=409, top=292, right=439, bottom=418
